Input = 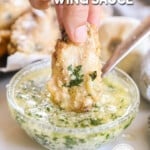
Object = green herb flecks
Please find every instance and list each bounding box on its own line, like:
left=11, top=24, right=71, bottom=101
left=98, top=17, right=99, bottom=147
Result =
left=34, top=133, right=49, bottom=145
left=63, top=65, right=84, bottom=88
left=79, top=139, right=86, bottom=143
left=89, top=71, right=97, bottom=81
left=16, top=115, right=25, bottom=124
left=124, top=117, right=134, bottom=129
left=90, top=118, right=102, bottom=126
left=105, top=133, right=110, bottom=139
left=64, top=136, right=77, bottom=148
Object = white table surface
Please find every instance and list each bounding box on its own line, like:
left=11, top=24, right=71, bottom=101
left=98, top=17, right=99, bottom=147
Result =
left=0, top=73, right=150, bottom=150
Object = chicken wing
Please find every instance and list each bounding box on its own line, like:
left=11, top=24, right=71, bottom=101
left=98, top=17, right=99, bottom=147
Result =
left=8, top=8, right=60, bottom=55
left=48, top=26, right=102, bottom=112
left=0, top=30, right=10, bottom=57
left=0, top=0, right=30, bottom=30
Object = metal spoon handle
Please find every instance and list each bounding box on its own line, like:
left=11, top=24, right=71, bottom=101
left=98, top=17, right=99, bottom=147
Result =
left=102, top=15, right=150, bottom=77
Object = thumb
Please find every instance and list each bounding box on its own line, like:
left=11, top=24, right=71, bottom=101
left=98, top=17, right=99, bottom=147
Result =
left=63, top=4, right=89, bottom=43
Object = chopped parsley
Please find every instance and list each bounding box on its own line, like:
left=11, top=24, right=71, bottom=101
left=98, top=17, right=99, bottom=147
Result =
left=105, top=133, right=110, bottom=139
left=89, top=71, right=97, bottom=81
left=63, top=65, right=84, bottom=88
left=90, top=118, right=102, bottom=126
left=64, top=136, right=77, bottom=148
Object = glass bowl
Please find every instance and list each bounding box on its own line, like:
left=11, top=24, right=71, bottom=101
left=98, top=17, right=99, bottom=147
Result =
left=7, top=60, right=140, bottom=150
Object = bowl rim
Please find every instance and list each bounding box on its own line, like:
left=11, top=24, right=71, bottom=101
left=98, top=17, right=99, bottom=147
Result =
left=7, top=59, right=140, bottom=134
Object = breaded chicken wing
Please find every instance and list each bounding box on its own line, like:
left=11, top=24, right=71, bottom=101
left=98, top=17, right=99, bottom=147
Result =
left=8, top=8, right=60, bottom=55
left=0, top=30, right=10, bottom=57
left=48, top=26, right=102, bottom=112
left=0, top=0, right=30, bottom=29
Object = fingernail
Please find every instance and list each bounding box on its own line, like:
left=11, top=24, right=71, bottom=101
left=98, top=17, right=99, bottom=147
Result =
left=75, top=25, right=87, bottom=43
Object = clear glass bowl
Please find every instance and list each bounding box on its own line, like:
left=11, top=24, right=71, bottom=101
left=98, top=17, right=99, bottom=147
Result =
left=7, top=60, right=140, bottom=150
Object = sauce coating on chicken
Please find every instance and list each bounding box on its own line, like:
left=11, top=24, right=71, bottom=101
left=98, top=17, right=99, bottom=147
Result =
left=48, top=26, right=102, bottom=112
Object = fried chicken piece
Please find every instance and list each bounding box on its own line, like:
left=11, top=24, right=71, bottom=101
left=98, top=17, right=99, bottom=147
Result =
left=0, top=0, right=30, bottom=30
left=48, top=26, right=102, bottom=112
left=8, top=8, right=60, bottom=55
left=0, top=30, right=10, bottom=57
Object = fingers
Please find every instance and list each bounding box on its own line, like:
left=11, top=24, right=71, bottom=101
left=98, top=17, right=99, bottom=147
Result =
left=63, top=4, right=89, bottom=43
left=29, top=0, right=101, bottom=43
left=88, top=3, right=101, bottom=28
left=55, top=5, right=63, bottom=26
left=29, top=0, right=50, bottom=9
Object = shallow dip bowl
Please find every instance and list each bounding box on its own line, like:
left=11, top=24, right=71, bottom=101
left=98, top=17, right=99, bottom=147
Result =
left=7, top=60, right=140, bottom=150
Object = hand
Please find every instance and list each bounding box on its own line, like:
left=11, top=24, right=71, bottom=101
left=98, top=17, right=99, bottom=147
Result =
left=29, top=0, right=101, bottom=43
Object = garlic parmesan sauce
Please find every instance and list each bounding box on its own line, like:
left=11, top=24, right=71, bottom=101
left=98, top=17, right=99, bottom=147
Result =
left=9, top=64, right=136, bottom=150
left=14, top=67, right=131, bottom=128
